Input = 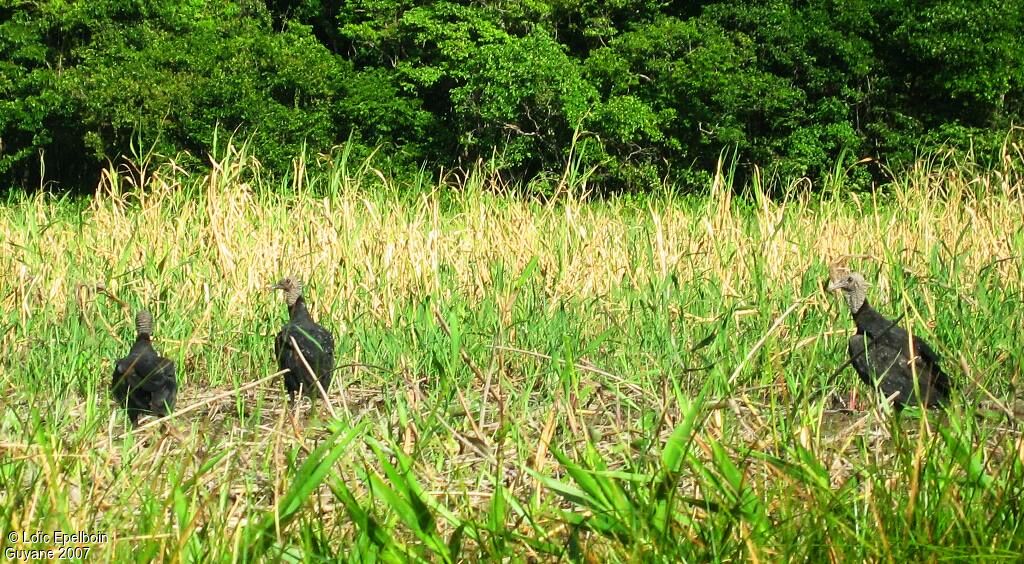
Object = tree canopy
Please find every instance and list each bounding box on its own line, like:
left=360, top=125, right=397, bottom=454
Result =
left=1, top=0, right=1021, bottom=191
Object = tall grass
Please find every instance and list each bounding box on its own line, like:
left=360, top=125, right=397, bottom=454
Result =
left=1, top=140, right=1023, bottom=561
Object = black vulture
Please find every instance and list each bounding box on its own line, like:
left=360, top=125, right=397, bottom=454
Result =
left=111, top=310, right=178, bottom=424
left=271, top=277, right=335, bottom=402
left=828, top=269, right=951, bottom=409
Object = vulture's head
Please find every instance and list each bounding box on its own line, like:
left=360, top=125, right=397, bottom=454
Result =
left=827, top=269, right=869, bottom=314
left=272, top=277, right=303, bottom=307
left=135, top=309, right=154, bottom=337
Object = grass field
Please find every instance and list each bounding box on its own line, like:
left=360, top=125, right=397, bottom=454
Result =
left=2, top=142, right=1024, bottom=561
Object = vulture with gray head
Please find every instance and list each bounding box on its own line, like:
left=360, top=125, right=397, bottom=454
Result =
left=828, top=269, right=951, bottom=409
left=111, top=309, right=178, bottom=424
left=272, top=277, right=335, bottom=402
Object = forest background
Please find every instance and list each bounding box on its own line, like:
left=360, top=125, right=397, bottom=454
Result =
left=2, top=0, right=1022, bottom=193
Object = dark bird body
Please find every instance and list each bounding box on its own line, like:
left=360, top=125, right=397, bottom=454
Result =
left=273, top=278, right=334, bottom=402
left=111, top=310, right=177, bottom=424
left=829, top=270, right=951, bottom=408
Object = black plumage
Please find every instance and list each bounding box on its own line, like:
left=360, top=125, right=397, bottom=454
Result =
left=111, top=310, right=177, bottom=424
left=272, top=277, right=335, bottom=402
left=828, top=270, right=951, bottom=408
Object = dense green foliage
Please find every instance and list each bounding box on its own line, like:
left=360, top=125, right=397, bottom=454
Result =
left=2, top=0, right=1022, bottom=190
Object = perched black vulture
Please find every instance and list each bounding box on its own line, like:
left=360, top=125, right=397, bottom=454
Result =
left=272, top=277, right=335, bottom=402
left=111, top=310, right=178, bottom=424
left=828, top=270, right=951, bottom=409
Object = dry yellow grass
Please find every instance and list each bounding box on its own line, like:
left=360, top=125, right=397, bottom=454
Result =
left=2, top=147, right=1021, bottom=338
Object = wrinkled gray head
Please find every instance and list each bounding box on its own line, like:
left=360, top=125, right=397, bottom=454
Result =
left=272, top=277, right=303, bottom=306
left=135, top=309, right=154, bottom=336
left=827, top=270, right=868, bottom=313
